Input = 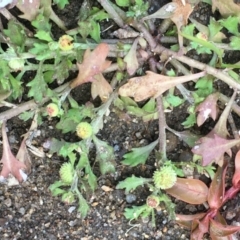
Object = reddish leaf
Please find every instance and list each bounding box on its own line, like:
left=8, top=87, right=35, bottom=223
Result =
left=192, top=133, right=240, bottom=166
left=196, top=93, right=219, bottom=126
left=0, top=121, right=27, bottom=182
left=232, top=150, right=240, bottom=188
left=70, top=43, right=111, bottom=88
left=119, top=71, right=205, bottom=102
left=176, top=213, right=206, bottom=229
left=208, top=162, right=227, bottom=209
left=166, top=178, right=208, bottom=204
left=191, top=215, right=210, bottom=240
left=210, top=218, right=240, bottom=239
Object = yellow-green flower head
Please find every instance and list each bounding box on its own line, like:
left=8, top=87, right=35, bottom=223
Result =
left=46, top=103, right=59, bottom=117
left=76, top=122, right=93, bottom=139
left=146, top=195, right=160, bottom=208
left=59, top=162, right=74, bottom=185
left=58, top=35, right=74, bottom=51
left=8, top=58, right=25, bottom=71
left=153, top=166, right=177, bottom=189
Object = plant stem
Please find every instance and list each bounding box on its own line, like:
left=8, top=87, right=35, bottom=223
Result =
left=156, top=96, right=167, bottom=166
left=98, top=0, right=125, bottom=27
left=130, top=20, right=240, bottom=90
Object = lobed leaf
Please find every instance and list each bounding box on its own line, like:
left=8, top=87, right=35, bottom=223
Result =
left=121, top=139, right=158, bottom=166
left=116, top=175, right=151, bottom=194
left=119, top=71, right=205, bottom=102
left=192, top=133, right=240, bottom=166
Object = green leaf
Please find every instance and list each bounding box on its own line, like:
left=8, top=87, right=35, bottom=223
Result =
left=77, top=193, right=90, bottom=218
left=27, top=74, right=48, bottom=102
left=142, top=98, right=156, bottom=112
left=9, top=74, right=22, bottom=99
left=93, top=136, right=116, bottom=174
left=116, top=0, right=130, bottom=7
left=219, top=16, right=240, bottom=36
left=53, top=0, right=69, bottom=9
left=124, top=205, right=151, bottom=220
left=89, top=21, right=101, bottom=43
left=85, top=164, right=97, bottom=191
left=230, top=36, right=240, bottom=50
left=181, top=25, right=223, bottom=60
left=165, top=93, right=184, bottom=107
left=182, top=113, right=196, bottom=128
left=3, top=20, right=26, bottom=48
left=19, top=111, right=35, bottom=121
left=208, top=17, right=223, bottom=40
left=32, top=13, right=52, bottom=32
left=122, top=140, right=158, bottom=166
left=116, top=175, right=151, bottom=194
left=35, top=30, right=53, bottom=42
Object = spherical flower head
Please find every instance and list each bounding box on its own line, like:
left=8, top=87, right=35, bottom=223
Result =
left=8, top=58, right=25, bottom=71
left=59, top=162, right=74, bottom=185
left=58, top=35, right=74, bottom=51
left=76, top=122, right=93, bottom=139
left=46, top=103, right=59, bottom=117
left=146, top=195, right=160, bottom=208
left=153, top=166, right=177, bottom=189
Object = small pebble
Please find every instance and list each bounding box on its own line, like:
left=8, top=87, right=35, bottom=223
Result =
left=126, top=194, right=137, bottom=203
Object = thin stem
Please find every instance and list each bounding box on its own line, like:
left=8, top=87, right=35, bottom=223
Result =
left=98, top=0, right=125, bottom=28
left=130, top=20, right=240, bottom=91
left=156, top=96, right=167, bottom=166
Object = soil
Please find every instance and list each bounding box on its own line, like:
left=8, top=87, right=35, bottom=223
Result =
left=1, top=1, right=240, bottom=240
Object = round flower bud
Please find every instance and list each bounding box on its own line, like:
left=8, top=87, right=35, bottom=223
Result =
left=146, top=195, right=160, bottom=208
left=76, top=122, right=93, bottom=139
left=153, top=166, right=177, bottom=189
left=8, top=58, right=25, bottom=71
left=58, top=35, right=74, bottom=51
left=46, top=103, right=59, bottom=117
left=59, top=162, right=74, bottom=185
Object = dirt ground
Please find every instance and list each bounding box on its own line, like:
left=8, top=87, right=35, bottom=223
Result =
left=1, top=1, right=240, bottom=240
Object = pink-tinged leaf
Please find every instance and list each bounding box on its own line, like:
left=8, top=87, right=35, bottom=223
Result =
left=70, top=43, right=111, bottom=89
left=176, top=213, right=206, bottom=229
left=208, top=162, right=227, bottom=209
left=123, top=37, right=139, bottom=75
left=91, top=73, right=113, bottom=102
left=0, top=121, right=27, bottom=182
left=192, top=132, right=240, bottom=166
left=119, top=71, right=205, bottom=102
left=196, top=93, right=219, bottom=126
left=191, top=215, right=210, bottom=240
left=166, top=178, right=208, bottom=204
left=210, top=218, right=240, bottom=239
left=232, top=150, right=240, bottom=188
left=16, top=0, right=40, bottom=21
